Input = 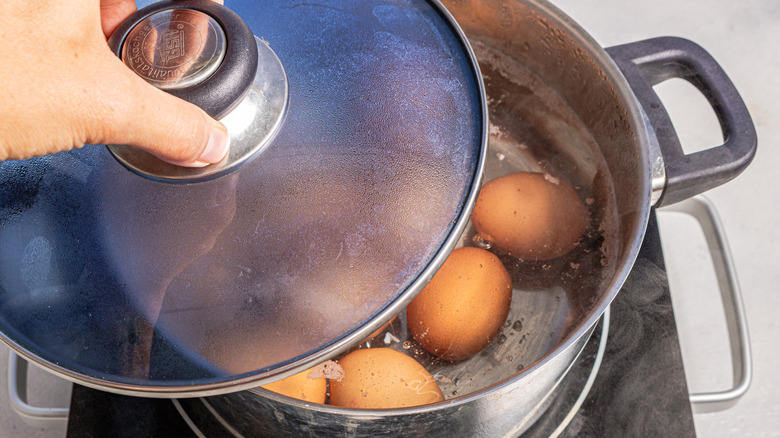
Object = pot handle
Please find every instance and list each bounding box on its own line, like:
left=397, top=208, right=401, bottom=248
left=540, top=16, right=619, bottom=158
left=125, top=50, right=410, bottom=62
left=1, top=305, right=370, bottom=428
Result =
left=659, top=196, right=752, bottom=413
left=606, top=37, right=757, bottom=207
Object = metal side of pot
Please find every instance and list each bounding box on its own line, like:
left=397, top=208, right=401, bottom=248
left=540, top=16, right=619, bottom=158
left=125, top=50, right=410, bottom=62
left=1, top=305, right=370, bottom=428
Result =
left=174, top=1, right=756, bottom=436
left=198, top=332, right=590, bottom=437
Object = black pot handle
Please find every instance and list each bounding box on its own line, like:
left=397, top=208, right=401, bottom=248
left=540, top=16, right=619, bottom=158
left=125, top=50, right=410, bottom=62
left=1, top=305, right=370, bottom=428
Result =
left=606, top=37, right=756, bottom=207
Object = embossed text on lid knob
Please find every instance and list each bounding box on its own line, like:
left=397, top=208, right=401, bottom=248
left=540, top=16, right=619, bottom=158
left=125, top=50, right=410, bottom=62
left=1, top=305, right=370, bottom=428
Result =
left=122, top=9, right=226, bottom=90
left=108, top=0, right=260, bottom=119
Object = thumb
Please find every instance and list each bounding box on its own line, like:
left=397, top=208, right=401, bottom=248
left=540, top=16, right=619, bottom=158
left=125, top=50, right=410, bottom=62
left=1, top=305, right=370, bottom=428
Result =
left=89, top=54, right=230, bottom=167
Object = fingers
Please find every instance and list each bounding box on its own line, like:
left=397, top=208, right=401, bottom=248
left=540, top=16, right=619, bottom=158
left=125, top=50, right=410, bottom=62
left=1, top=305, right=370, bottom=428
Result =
left=84, top=54, right=230, bottom=167
left=93, top=0, right=232, bottom=166
left=0, top=0, right=233, bottom=165
left=100, top=0, right=224, bottom=38
left=100, top=0, right=137, bottom=38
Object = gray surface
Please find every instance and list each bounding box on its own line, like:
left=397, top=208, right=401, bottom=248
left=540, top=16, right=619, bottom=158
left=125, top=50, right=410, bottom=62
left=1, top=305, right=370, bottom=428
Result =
left=0, top=348, right=70, bottom=438
left=0, top=0, right=778, bottom=436
left=549, top=0, right=780, bottom=436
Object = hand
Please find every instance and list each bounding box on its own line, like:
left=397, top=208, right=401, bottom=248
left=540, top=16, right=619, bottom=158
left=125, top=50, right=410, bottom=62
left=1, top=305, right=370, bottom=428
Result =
left=0, top=0, right=229, bottom=167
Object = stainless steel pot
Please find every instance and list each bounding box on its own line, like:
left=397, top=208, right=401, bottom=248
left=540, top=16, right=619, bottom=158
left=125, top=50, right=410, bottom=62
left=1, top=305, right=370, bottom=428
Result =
left=186, top=0, right=756, bottom=436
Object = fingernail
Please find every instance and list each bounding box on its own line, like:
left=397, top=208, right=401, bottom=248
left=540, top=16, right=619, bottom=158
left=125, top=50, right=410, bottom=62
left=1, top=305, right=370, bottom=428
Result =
left=198, top=122, right=230, bottom=164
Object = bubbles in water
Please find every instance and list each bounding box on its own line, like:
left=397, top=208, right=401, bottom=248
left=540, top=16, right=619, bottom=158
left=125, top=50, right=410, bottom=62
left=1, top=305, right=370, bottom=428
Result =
left=402, top=341, right=412, bottom=350
left=512, top=320, right=523, bottom=331
left=496, top=334, right=507, bottom=345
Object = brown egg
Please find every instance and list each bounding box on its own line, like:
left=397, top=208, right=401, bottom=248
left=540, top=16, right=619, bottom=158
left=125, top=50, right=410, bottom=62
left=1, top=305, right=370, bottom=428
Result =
left=261, top=367, right=327, bottom=404
left=329, top=348, right=444, bottom=409
left=471, top=172, right=589, bottom=260
left=406, top=247, right=512, bottom=360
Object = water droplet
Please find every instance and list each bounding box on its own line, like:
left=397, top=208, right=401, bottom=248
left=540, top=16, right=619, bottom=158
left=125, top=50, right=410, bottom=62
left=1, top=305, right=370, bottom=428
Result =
left=402, top=341, right=412, bottom=350
left=496, top=334, right=507, bottom=345
left=512, top=320, right=523, bottom=331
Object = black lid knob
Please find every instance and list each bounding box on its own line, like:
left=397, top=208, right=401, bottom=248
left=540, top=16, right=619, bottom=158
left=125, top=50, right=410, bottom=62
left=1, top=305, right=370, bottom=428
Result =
left=108, top=0, right=258, bottom=118
left=105, top=0, right=288, bottom=183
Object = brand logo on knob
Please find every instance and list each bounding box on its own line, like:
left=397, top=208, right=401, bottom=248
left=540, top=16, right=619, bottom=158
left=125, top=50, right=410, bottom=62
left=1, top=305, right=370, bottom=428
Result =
left=160, top=24, right=186, bottom=64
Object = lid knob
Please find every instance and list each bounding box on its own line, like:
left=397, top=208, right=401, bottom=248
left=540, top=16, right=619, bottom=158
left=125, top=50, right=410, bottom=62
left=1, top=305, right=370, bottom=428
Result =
left=106, top=0, right=289, bottom=183
left=109, top=0, right=258, bottom=118
left=122, top=9, right=226, bottom=91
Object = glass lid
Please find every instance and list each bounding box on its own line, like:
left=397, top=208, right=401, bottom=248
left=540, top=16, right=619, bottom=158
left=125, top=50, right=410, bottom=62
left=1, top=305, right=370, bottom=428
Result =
left=0, top=0, right=485, bottom=396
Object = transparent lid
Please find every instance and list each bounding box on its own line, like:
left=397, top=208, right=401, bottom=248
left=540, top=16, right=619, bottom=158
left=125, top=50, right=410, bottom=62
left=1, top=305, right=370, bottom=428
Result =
left=0, top=0, right=484, bottom=395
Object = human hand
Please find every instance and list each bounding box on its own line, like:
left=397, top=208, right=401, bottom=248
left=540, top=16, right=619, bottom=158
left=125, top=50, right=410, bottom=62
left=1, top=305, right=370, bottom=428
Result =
left=0, top=0, right=229, bottom=167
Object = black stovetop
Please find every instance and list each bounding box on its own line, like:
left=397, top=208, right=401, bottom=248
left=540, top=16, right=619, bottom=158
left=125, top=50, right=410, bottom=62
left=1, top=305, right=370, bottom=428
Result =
left=66, top=212, right=696, bottom=437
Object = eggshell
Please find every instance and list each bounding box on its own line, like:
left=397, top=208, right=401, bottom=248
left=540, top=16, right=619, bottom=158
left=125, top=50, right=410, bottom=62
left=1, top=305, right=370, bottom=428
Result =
left=471, top=172, right=589, bottom=260
left=261, top=367, right=327, bottom=404
left=329, top=348, right=444, bottom=409
left=406, top=247, right=512, bottom=360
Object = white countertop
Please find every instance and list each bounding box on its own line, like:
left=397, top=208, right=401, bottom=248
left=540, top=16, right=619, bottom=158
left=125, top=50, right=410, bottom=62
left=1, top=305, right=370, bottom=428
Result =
left=550, top=0, right=779, bottom=436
